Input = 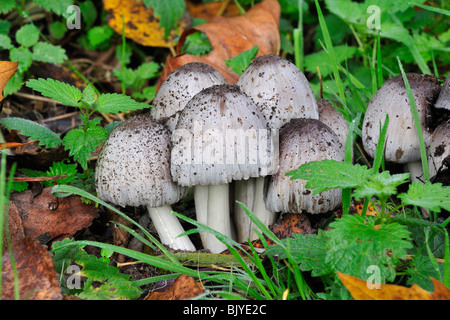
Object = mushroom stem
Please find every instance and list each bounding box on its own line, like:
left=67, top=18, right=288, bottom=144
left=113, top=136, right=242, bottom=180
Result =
left=251, top=176, right=275, bottom=237
left=234, top=178, right=256, bottom=243
left=146, top=204, right=196, bottom=251
left=206, top=183, right=232, bottom=253
left=193, top=185, right=209, bottom=246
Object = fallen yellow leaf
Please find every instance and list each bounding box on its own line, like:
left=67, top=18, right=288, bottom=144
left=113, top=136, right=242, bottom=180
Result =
left=338, top=272, right=450, bottom=300
left=0, top=61, right=18, bottom=101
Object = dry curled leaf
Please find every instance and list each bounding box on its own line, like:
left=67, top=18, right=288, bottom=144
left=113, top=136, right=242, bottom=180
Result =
left=0, top=61, right=18, bottom=101
left=9, top=187, right=99, bottom=245
left=1, top=238, right=62, bottom=300
left=145, top=274, right=204, bottom=300
left=338, top=272, right=450, bottom=300
left=156, top=0, right=281, bottom=90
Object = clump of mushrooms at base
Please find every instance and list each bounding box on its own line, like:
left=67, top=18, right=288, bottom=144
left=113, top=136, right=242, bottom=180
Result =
left=94, top=55, right=449, bottom=254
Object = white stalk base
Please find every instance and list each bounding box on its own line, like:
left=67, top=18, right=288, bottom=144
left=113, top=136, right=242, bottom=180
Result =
left=194, top=185, right=209, bottom=247
left=147, top=204, right=196, bottom=251
left=206, top=184, right=232, bottom=253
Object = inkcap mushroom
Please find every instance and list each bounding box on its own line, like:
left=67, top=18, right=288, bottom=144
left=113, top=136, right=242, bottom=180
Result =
left=95, top=115, right=196, bottom=251
left=171, top=84, right=272, bottom=252
left=428, top=119, right=450, bottom=180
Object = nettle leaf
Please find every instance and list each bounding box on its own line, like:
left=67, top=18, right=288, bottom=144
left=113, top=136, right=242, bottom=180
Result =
left=26, top=78, right=82, bottom=107
left=142, top=0, right=186, bottom=38
left=10, top=47, right=32, bottom=73
left=0, top=34, right=13, bottom=50
left=82, top=84, right=97, bottom=105
left=286, top=160, right=371, bottom=194
left=15, top=24, right=40, bottom=47
left=326, top=214, right=412, bottom=283
left=181, top=31, right=212, bottom=56
left=225, top=46, right=259, bottom=75
left=32, top=42, right=67, bottom=64
left=96, top=93, right=151, bottom=114
left=353, top=171, right=410, bottom=201
left=33, top=0, right=74, bottom=16
left=63, top=123, right=108, bottom=170
left=398, top=182, right=450, bottom=213
left=0, top=117, right=62, bottom=148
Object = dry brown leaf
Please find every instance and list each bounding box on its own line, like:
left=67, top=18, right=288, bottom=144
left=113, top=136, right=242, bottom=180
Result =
left=9, top=187, right=99, bottom=245
left=103, top=0, right=191, bottom=50
left=186, top=0, right=242, bottom=20
left=270, top=213, right=313, bottom=240
left=145, top=274, right=204, bottom=300
left=0, top=61, right=18, bottom=101
left=1, top=238, right=63, bottom=300
left=156, top=0, right=280, bottom=91
left=338, top=272, right=450, bottom=300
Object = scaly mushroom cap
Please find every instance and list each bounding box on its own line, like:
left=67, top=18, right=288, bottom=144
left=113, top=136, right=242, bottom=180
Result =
left=171, top=84, right=274, bottom=186
left=435, top=75, right=450, bottom=111
left=265, top=118, right=345, bottom=214
left=317, top=98, right=349, bottom=147
left=428, top=119, right=450, bottom=179
left=362, top=73, right=440, bottom=164
left=95, top=115, right=187, bottom=208
left=236, top=54, right=318, bottom=129
left=151, top=62, right=226, bottom=132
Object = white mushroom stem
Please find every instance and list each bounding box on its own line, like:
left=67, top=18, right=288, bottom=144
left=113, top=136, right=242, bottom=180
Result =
left=234, top=178, right=256, bottom=243
left=146, top=204, right=196, bottom=251
left=206, top=184, right=232, bottom=253
left=251, top=177, right=275, bottom=235
left=194, top=185, right=209, bottom=246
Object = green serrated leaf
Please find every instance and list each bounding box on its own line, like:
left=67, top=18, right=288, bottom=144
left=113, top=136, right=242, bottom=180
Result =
left=15, top=24, right=40, bottom=47
left=87, top=25, right=114, bottom=47
left=181, top=31, right=212, bottom=56
left=33, top=0, right=74, bottom=16
left=143, top=0, right=186, bottom=38
left=63, top=124, right=108, bottom=169
left=286, top=159, right=371, bottom=194
left=398, top=182, right=450, bottom=213
left=82, top=84, right=97, bottom=105
left=353, top=171, right=410, bottom=200
left=10, top=46, right=32, bottom=73
left=326, top=214, right=412, bottom=282
left=0, top=34, right=12, bottom=50
left=225, top=46, right=259, bottom=75
left=0, top=0, right=16, bottom=14
left=26, top=78, right=82, bottom=107
left=0, top=117, right=62, bottom=148
left=32, top=42, right=67, bottom=64
left=96, top=93, right=150, bottom=114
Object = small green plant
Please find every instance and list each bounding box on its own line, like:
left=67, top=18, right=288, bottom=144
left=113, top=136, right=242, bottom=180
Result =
left=0, top=79, right=151, bottom=172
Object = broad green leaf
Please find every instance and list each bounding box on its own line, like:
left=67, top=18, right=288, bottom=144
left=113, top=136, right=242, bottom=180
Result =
left=0, top=117, right=62, bottom=148
left=286, top=159, right=371, bottom=194
left=15, top=24, right=40, bottom=47
left=62, top=124, right=108, bottom=169
left=87, top=25, right=114, bottom=47
left=96, top=93, right=151, bottom=114
left=0, top=0, right=16, bottom=14
left=225, top=46, right=259, bottom=75
left=142, top=0, right=186, bottom=38
left=0, top=34, right=12, bottom=50
left=353, top=171, right=410, bottom=200
left=3, top=72, right=23, bottom=97
left=26, top=78, right=82, bottom=107
left=81, top=84, right=97, bottom=105
left=33, top=0, right=74, bottom=16
left=398, top=182, right=450, bottom=213
left=181, top=31, right=212, bottom=56
left=10, top=47, right=32, bottom=73
left=32, top=42, right=67, bottom=64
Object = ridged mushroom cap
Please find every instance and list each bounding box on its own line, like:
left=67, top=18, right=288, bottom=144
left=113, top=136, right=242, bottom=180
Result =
left=95, top=115, right=187, bottom=208
left=317, top=98, right=349, bottom=147
left=435, top=75, right=449, bottom=111
left=171, top=84, right=276, bottom=186
left=362, top=73, right=440, bottom=164
left=428, top=119, right=450, bottom=179
left=151, top=62, right=227, bottom=132
left=265, top=118, right=345, bottom=214
left=236, top=54, right=319, bottom=129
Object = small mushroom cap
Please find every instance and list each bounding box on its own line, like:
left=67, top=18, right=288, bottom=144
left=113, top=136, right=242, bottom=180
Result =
left=236, top=54, right=319, bottom=129
left=151, top=62, right=227, bottom=132
left=362, top=73, right=440, bottom=164
left=265, top=118, right=345, bottom=214
left=428, top=119, right=450, bottom=179
left=95, top=115, right=187, bottom=208
left=435, top=75, right=450, bottom=110
left=317, top=98, right=349, bottom=147
left=171, top=84, right=276, bottom=186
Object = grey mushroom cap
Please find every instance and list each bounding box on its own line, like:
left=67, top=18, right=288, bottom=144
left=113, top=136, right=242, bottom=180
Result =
left=95, top=115, right=187, bottom=208
left=265, top=118, right=345, bottom=214
left=236, top=54, right=319, bottom=129
left=317, top=98, right=349, bottom=147
left=151, top=62, right=227, bottom=132
left=428, top=119, right=450, bottom=179
left=362, top=73, right=440, bottom=164
left=171, top=84, right=275, bottom=186
left=435, top=75, right=450, bottom=110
